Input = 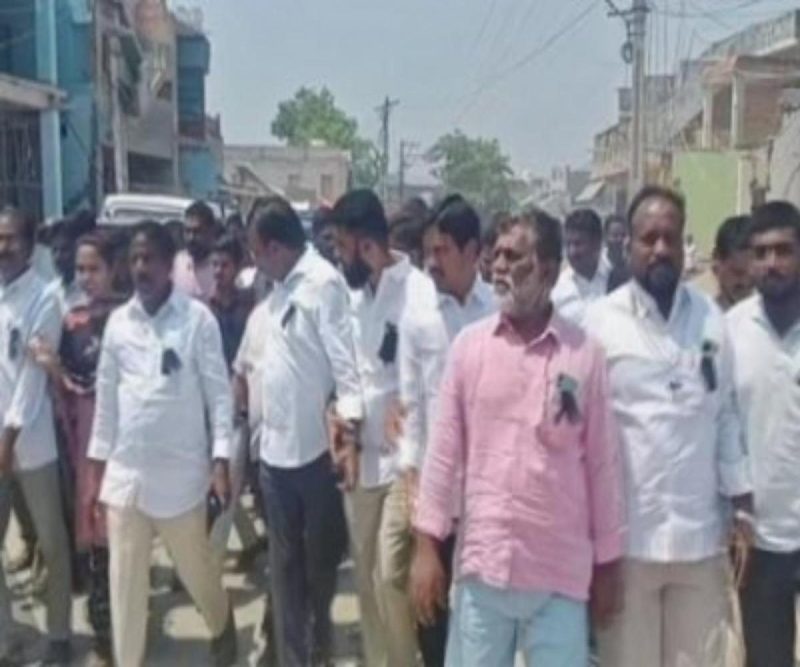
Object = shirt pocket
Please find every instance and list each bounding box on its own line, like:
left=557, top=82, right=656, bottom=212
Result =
left=537, top=372, right=584, bottom=451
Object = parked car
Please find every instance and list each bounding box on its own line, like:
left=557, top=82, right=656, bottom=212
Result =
left=97, top=194, right=223, bottom=228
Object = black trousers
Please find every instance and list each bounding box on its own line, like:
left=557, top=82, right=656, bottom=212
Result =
left=417, top=533, right=456, bottom=667
left=259, top=453, right=348, bottom=666
left=739, top=547, right=800, bottom=667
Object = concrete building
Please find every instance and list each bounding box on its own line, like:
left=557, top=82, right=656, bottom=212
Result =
left=223, top=144, right=351, bottom=212
left=0, top=0, right=221, bottom=221
left=589, top=9, right=800, bottom=253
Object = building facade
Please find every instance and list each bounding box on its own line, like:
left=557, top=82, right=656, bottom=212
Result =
left=0, top=0, right=221, bottom=221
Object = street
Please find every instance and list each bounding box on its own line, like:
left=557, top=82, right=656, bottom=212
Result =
left=3, top=495, right=363, bottom=666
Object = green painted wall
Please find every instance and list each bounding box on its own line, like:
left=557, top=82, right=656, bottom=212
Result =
left=673, top=151, right=739, bottom=257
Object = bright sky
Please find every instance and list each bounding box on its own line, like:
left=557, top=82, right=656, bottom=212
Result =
left=179, top=0, right=800, bottom=178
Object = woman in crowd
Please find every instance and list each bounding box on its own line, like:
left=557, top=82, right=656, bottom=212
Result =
left=30, top=232, right=126, bottom=665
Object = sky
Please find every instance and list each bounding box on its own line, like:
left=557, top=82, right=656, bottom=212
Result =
left=177, top=0, right=800, bottom=179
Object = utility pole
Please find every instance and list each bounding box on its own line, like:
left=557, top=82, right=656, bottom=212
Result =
left=606, top=0, right=648, bottom=198
left=376, top=96, right=399, bottom=203
left=398, top=140, right=418, bottom=202
left=629, top=0, right=648, bottom=196
left=109, top=33, right=129, bottom=193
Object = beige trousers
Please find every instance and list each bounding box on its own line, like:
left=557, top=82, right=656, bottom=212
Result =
left=107, top=503, right=230, bottom=667
left=346, top=479, right=418, bottom=667
left=0, top=463, right=72, bottom=645
left=597, top=556, right=731, bottom=667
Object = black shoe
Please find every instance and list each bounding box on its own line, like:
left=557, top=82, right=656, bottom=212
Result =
left=41, top=640, right=71, bottom=666
left=90, top=636, right=113, bottom=665
left=211, top=610, right=237, bottom=667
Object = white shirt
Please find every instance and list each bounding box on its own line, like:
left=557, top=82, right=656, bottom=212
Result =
left=727, top=295, right=800, bottom=553
left=350, top=252, right=438, bottom=488
left=234, top=299, right=270, bottom=434
left=0, top=267, right=61, bottom=471
left=88, top=288, right=233, bottom=519
left=46, top=278, right=85, bottom=317
left=552, top=257, right=611, bottom=327
left=31, top=244, right=57, bottom=282
left=398, top=274, right=496, bottom=470
left=586, top=281, right=751, bottom=562
left=258, top=246, right=362, bottom=468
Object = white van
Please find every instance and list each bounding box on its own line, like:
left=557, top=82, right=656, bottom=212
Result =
left=97, top=194, right=223, bottom=228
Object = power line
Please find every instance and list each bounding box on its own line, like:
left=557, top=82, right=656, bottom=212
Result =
left=459, top=0, right=598, bottom=113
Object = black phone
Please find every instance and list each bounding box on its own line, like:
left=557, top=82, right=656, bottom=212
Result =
left=206, top=492, right=224, bottom=533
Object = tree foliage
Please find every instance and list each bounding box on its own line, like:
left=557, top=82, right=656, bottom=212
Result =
left=427, top=130, right=513, bottom=213
left=271, top=87, right=380, bottom=189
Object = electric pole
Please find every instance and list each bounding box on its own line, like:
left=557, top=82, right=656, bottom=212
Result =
left=606, top=0, right=648, bottom=198
left=376, top=96, right=399, bottom=203
left=630, top=0, right=648, bottom=196
left=398, top=140, right=418, bottom=202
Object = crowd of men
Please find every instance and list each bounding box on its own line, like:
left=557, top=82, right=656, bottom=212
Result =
left=0, top=184, right=797, bottom=667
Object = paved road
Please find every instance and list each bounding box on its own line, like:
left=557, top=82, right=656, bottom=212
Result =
left=3, top=495, right=363, bottom=666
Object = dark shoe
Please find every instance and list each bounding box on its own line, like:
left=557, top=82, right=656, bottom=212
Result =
left=87, top=637, right=113, bottom=667
left=40, top=640, right=71, bottom=666
left=211, top=610, right=237, bottom=667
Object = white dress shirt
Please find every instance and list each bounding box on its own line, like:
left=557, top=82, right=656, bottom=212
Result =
left=552, top=257, right=611, bottom=327
left=397, top=274, right=496, bottom=470
left=0, top=266, right=61, bottom=471
left=257, top=246, right=363, bottom=469
left=88, top=288, right=233, bottom=519
left=586, top=281, right=751, bottom=562
left=350, top=252, right=438, bottom=488
left=727, top=295, right=800, bottom=553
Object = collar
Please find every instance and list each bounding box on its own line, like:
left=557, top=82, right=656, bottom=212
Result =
left=491, top=306, right=566, bottom=348
left=438, top=273, right=494, bottom=309
left=567, top=254, right=611, bottom=287
left=279, top=244, right=315, bottom=289
left=628, top=278, right=690, bottom=325
left=130, top=284, right=183, bottom=321
left=367, top=250, right=412, bottom=298
left=750, top=293, right=800, bottom=338
left=0, top=264, right=36, bottom=300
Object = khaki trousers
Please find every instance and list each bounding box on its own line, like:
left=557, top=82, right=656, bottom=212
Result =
left=597, top=556, right=731, bottom=667
left=0, top=462, right=72, bottom=645
left=346, top=479, right=418, bottom=667
left=107, top=503, right=230, bottom=667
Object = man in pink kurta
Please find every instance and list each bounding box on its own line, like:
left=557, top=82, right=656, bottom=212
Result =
left=410, top=209, right=625, bottom=667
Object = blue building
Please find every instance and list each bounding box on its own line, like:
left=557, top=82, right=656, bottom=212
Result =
left=0, top=0, right=221, bottom=220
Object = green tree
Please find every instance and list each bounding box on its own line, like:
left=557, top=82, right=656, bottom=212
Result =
left=427, top=130, right=513, bottom=213
left=271, top=87, right=380, bottom=189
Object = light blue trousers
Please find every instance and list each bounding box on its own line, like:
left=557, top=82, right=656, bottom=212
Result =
left=445, top=578, right=589, bottom=667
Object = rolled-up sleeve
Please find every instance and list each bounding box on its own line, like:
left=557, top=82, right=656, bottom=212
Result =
left=716, top=326, right=751, bottom=497
left=87, top=317, right=119, bottom=462
left=583, top=344, right=626, bottom=564
left=5, top=291, right=61, bottom=430
left=414, top=333, right=467, bottom=540
left=317, top=279, right=363, bottom=421
left=197, top=311, right=234, bottom=460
